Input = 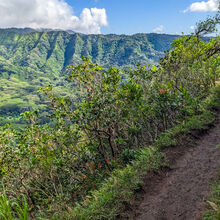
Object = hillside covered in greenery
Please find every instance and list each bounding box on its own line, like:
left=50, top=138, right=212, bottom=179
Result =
left=0, top=20, right=219, bottom=218
left=0, top=28, right=178, bottom=116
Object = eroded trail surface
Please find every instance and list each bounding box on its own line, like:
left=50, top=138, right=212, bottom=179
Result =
left=135, top=115, right=220, bottom=220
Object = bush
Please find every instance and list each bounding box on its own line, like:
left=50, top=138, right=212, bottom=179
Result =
left=0, top=33, right=219, bottom=218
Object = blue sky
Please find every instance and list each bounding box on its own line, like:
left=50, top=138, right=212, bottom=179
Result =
left=65, top=0, right=218, bottom=34
left=0, top=0, right=218, bottom=35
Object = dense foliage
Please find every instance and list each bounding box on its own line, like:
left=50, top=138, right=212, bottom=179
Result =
left=72, top=85, right=220, bottom=220
left=0, top=29, right=178, bottom=117
left=0, top=29, right=219, bottom=218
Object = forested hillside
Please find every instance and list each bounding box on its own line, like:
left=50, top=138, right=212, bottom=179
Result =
left=0, top=0, right=219, bottom=218
left=0, top=6, right=220, bottom=217
left=0, top=31, right=219, bottom=219
left=0, top=28, right=178, bottom=115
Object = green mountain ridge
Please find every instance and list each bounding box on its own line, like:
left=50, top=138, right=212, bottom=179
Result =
left=0, top=28, right=178, bottom=115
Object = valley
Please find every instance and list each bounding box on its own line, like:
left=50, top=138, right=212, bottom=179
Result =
left=0, top=28, right=178, bottom=116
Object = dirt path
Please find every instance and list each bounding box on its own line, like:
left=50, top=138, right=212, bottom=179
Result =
left=134, top=114, right=220, bottom=220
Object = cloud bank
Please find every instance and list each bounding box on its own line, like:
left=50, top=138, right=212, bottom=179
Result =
left=153, top=25, right=164, bottom=33
left=184, top=0, right=219, bottom=12
left=0, top=0, right=108, bottom=34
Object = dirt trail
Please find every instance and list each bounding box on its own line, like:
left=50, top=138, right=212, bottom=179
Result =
left=134, top=114, right=220, bottom=220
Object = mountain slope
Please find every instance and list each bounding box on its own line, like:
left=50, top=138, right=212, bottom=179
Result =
left=0, top=28, right=178, bottom=115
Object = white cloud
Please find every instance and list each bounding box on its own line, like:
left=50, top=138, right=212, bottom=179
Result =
left=153, top=25, right=164, bottom=33
left=184, top=0, right=219, bottom=12
left=0, top=0, right=108, bottom=34
left=190, top=25, right=195, bottom=30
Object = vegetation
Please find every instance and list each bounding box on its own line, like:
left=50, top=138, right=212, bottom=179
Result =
left=0, top=7, right=220, bottom=218
left=0, top=29, right=178, bottom=117
left=202, top=170, right=220, bottom=220
left=0, top=187, right=29, bottom=220
left=71, top=147, right=164, bottom=220
left=0, top=25, right=219, bottom=218
left=71, top=85, right=220, bottom=220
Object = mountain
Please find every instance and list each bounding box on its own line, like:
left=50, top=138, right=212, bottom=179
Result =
left=0, top=28, right=178, bottom=115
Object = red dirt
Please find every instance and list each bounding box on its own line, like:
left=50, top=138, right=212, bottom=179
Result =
left=129, top=114, right=220, bottom=220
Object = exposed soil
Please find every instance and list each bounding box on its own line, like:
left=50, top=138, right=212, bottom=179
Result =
left=124, top=114, right=220, bottom=220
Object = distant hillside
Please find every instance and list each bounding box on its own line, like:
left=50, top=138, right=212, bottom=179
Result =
left=0, top=28, right=178, bottom=115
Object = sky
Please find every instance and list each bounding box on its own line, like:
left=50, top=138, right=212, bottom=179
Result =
left=0, top=0, right=219, bottom=35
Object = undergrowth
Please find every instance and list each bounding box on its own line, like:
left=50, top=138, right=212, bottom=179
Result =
left=0, top=186, right=29, bottom=220
left=69, top=147, right=164, bottom=220
left=0, top=32, right=219, bottom=219
left=202, top=170, right=220, bottom=220
left=67, top=86, right=220, bottom=219
left=155, top=85, right=220, bottom=149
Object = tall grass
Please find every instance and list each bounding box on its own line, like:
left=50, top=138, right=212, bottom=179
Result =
left=0, top=186, right=29, bottom=220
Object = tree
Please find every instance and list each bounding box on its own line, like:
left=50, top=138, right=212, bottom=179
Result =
left=195, top=0, right=220, bottom=36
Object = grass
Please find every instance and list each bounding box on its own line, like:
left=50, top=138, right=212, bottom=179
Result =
left=155, top=87, right=220, bottom=149
left=0, top=188, right=13, bottom=220
left=0, top=186, right=29, bottom=220
left=202, top=170, right=220, bottom=220
left=67, top=147, right=164, bottom=220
